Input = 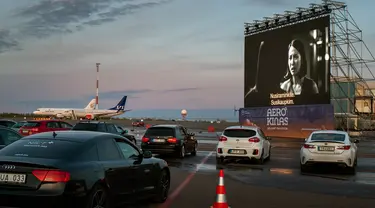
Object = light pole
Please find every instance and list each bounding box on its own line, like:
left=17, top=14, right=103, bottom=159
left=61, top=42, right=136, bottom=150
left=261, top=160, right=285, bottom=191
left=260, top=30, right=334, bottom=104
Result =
left=96, top=63, right=100, bottom=109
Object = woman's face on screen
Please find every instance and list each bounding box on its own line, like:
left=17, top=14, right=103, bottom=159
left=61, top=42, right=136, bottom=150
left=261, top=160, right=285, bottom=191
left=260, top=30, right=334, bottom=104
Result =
left=288, top=46, right=301, bottom=76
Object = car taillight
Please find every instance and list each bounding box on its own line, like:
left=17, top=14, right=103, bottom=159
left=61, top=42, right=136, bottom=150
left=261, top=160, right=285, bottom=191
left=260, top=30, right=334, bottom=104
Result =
left=167, top=138, right=177, bottom=143
left=337, top=145, right=351, bottom=150
left=142, top=137, right=149, bottom=143
left=32, top=170, right=70, bottom=182
left=249, top=137, right=260, bottom=142
left=219, top=136, right=227, bottom=142
left=303, top=144, right=315, bottom=149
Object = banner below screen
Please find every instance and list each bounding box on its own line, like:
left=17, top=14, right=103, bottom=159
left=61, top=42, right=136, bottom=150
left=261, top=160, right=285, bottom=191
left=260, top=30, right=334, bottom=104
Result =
left=239, top=104, right=334, bottom=139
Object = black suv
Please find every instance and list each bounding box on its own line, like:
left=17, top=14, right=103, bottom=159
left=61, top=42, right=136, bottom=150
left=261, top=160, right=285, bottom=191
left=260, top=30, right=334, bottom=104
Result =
left=141, top=124, right=197, bottom=158
left=71, top=121, right=137, bottom=144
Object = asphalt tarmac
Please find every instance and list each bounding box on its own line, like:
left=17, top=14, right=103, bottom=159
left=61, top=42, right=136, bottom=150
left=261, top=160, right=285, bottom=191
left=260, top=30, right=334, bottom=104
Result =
left=124, top=128, right=375, bottom=208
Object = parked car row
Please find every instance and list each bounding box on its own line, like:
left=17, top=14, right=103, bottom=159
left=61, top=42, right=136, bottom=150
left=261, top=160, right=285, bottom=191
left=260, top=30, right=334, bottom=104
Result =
left=0, top=119, right=170, bottom=207
left=215, top=125, right=359, bottom=174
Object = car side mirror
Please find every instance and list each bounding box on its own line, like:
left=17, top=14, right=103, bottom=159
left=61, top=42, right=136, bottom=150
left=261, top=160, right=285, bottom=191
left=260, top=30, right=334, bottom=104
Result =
left=354, top=139, right=359, bottom=144
left=143, top=150, right=152, bottom=159
left=124, top=129, right=128, bottom=134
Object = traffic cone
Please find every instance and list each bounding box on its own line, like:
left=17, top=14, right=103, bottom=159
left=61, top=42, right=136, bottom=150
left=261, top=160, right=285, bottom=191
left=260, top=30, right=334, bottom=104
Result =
left=211, top=170, right=230, bottom=208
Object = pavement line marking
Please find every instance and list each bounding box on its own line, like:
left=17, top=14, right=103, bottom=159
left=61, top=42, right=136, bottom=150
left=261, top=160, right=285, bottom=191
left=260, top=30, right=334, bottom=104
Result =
left=158, top=151, right=214, bottom=208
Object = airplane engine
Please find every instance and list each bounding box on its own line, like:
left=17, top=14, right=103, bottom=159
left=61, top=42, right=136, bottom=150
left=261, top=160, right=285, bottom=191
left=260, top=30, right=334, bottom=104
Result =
left=55, top=113, right=65, bottom=118
left=85, top=114, right=94, bottom=120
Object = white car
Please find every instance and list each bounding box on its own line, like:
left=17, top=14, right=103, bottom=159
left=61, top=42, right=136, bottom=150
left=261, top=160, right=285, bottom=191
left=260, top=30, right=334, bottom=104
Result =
left=300, top=130, right=359, bottom=174
left=216, top=126, right=271, bottom=164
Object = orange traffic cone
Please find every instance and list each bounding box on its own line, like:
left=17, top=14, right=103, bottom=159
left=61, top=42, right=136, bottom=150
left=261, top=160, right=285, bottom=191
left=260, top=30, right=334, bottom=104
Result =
left=211, top=170, right=230, bottom=208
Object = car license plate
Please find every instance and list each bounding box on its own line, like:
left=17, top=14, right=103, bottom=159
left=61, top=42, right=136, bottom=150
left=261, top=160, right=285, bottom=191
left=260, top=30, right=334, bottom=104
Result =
left=0, top=173, right=26, bottom=184
left=153, top=139, right=165, bottom=142
left=318, top=146, right=335, bottom=151
left=22, top=130, right=28, bottom=133
left=229, top=149, right=245, bottom=154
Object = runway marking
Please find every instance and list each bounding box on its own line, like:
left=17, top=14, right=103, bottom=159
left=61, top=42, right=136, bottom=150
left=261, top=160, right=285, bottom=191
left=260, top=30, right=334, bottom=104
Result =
left=158, top=151, right=214, bottom=208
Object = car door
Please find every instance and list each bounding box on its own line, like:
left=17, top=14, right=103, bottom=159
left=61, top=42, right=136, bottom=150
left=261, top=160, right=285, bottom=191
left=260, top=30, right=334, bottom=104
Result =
left=97, top=138, right=135, bottom=197
left=114, top=138, right=155, bottom=197
left=45, top=121, right=60, bottom=132
left=180, top=127, right=194, bottom=152
left=59, top=122, right=73, bottom=130
left=258, top=129, right=270, bottom=154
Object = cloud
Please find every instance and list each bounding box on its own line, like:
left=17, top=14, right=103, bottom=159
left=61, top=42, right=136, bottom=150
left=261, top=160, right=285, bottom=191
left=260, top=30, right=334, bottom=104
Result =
left=0, top=29, right=20, bottom=53
left=162, top=87, right=200, bottom=93
left=94, top=89, right=153, bottom=99
left=2, top=0, right=171, bottom=52
left=192, top=63, right=242, bottom=71
left=17, top=99, right=87, bottom=108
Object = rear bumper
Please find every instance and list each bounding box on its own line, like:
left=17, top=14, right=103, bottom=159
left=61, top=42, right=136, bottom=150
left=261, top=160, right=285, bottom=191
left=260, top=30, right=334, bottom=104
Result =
left=216, top=147, right=262, bottom=160
left=0, top=194, right=84, bottom=208
left=300, top=150, right=354, bottom=167
left=141, top=143, right=181, bottom=154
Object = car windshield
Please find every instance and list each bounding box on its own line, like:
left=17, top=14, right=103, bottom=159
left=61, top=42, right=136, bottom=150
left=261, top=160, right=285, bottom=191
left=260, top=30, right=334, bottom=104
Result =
left=12, top=122, right=27, bottom=128
left=0, top=138, right=82, bottom=159
left=22, top=122, right=41, bottom=127
left=72, top=123, right=98, bottom=131
left=223, top=129, right=257, bottom=138
left=310, top=133, right=346, bottom=142
left=145, top=127, right=175, bottom=137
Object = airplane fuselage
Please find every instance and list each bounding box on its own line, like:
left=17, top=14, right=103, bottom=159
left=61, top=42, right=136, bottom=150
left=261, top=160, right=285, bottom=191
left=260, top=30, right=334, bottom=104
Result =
left=33, top=108, right=125, bottom=118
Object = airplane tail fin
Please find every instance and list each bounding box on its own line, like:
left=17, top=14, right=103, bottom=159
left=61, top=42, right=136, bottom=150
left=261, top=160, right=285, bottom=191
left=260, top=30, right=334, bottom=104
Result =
left=85, top=99, right=96, bottom=109
left=108, top=96, right=127, bottom=111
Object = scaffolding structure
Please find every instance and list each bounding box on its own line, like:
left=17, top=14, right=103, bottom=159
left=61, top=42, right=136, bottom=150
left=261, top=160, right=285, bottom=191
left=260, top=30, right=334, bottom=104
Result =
left=244, top=0, right=375, bottom=132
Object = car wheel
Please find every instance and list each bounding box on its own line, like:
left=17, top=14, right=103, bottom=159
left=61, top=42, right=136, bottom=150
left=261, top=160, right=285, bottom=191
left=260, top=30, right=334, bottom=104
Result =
left=300, top=163, right=309, bottom=173
left=179, top=145, right=185, bottom=158
left=85, top=184, right=110, bottom=208
left=256, top=149, right=264, bottom=164
left=216, top=157, right=224, bottom=164
left=153, top=169, right=170, bottom=203
left=191, top=143, right=197, bottom=156
left=265, top=148, right=271, bottom=161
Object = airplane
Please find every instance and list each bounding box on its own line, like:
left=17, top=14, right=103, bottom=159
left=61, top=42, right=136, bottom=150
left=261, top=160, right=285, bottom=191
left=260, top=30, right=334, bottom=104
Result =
left=85, top=99, right=96, bottom=110
left=33, top=96, right=130, bottom=119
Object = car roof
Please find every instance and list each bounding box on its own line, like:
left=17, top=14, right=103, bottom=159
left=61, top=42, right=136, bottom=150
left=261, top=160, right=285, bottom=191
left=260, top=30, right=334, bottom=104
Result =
left=76, top=121, right=109, bottom=124
left=26, top=120, right=61, bottom=123
left=22, top=131, right=114, bottom=142
left=224, top=125, right=259, bottom=130
left=0, top=119, right=15, bottom=122
left=151, top=124, right=179, bottom=128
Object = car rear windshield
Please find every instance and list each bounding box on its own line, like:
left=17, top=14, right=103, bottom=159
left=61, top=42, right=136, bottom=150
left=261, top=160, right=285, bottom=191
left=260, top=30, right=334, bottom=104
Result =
left=311, top=133, right=346, bottom=142
left=72, top=123, right=98, bottom=131
left=223, top=129, right=257, bottom=138
left=145, top=127, right=175, bottom=137
left=0, top=139, right=82, bottom=159
left=22, top=122, right=41, bottom=127
left=12, top=122, right=27, bottom=128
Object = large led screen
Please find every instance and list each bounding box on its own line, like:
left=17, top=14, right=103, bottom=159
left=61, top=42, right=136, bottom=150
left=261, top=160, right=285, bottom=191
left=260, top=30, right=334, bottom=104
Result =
left=244, top=16, right=331, bottom=107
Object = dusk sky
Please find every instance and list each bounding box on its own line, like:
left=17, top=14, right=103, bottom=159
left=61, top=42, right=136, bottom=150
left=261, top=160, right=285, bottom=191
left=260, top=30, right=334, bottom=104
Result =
left=0, top=0, right=374, bottom=112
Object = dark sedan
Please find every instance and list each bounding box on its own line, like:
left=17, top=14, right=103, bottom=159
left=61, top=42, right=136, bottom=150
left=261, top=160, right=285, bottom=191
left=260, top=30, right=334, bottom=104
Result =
left=0, top=131, right=170, bottom=208
left=141, top=124, right=198, bottom=158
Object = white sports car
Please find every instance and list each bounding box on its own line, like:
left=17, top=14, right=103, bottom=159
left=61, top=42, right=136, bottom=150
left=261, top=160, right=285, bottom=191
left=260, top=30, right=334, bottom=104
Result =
left=216, top=126, right=271, bottom=164
left=300, top=130, right=359, bottom=173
